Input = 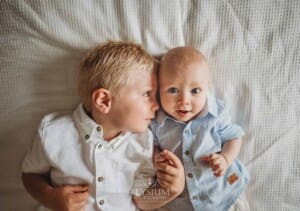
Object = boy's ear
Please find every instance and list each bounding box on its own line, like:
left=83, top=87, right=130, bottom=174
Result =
left=92, top=88, right=111, bottom=114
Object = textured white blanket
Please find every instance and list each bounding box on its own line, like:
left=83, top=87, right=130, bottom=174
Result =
left=0, top=1, right=299, bottom=210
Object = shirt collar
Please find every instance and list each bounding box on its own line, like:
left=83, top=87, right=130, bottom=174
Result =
left=73, top=104, right=129, bottom=150
left=204, top=93, right=218, bottom=117
left=156, top=93, right=218, bottom=125
left=73, top=104, right=101, bottom=140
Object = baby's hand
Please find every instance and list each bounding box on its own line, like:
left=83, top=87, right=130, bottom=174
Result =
left=154, top=150, right=175, bottom=166
left=201, top=153, right=229, bottom=177
left=154, top=150, right=185, bottom=195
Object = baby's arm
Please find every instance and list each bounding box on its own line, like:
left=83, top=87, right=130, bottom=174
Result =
left=133, top=150, right=185, bottom=210
left=22, top=172, right=89, bottom=211
left=201, top=138, right=242, bottom=177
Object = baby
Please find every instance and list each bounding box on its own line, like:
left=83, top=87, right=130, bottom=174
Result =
left=152, top=46, right=250, bottom=211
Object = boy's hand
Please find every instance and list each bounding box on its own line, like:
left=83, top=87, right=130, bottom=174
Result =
left=154, top=150, right=185, bottom=195
left=22, top=173, right=89, bottom=211
left=51, top=185, right=89, bottom=211
left=201, top=153, right=229, bottom=177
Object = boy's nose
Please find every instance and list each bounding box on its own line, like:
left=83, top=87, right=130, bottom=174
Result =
left=152, top=99, right=159, bottom=111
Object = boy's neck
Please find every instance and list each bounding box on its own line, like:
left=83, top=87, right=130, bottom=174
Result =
left=90, top=108, right=122, bottom=141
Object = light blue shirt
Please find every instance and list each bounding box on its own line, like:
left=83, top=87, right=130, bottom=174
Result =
left=150, top=95, right=249, bottom=211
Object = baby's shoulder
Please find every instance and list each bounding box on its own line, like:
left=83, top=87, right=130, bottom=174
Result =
left=131, top=128, right=153, bottom=141
left=129, top=129, right=154, bottom=150
left=211, top=98, right=228, bottom=116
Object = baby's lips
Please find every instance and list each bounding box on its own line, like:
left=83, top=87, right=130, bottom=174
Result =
left=200, top=156, right=209, bottom=161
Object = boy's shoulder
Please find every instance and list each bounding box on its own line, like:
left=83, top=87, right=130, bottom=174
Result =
left=37, top=110, right=80, bottom=150
left=38, top=110, right=76, bottom=141
left=40, top=110, right=73, bottom=129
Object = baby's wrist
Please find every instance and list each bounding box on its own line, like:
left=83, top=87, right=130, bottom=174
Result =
left=220, top=153, right=231, bottom=166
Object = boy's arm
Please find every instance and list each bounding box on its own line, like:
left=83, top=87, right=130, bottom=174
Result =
left=133, top=150, right=185, bottom=210
left=22, top=172, right=89, bottom=211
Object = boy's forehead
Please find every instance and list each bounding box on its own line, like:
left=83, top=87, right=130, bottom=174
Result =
left=128, top=68, right=156, bottom=86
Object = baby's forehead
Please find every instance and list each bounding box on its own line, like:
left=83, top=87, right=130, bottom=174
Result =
left=162, top=47, right=208, bottom=67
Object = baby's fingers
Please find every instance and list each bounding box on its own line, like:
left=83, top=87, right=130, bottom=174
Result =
left=155, top=162, right=177, bottom=176
left=154, top=153, right=167, bottom=163
left=213, top=169, right=225, bottom=177
left=156, top=178, right=170, bottom=189
left=200, top=154, right=218, bottom=163
left=156, top=170, right=175, bottom=184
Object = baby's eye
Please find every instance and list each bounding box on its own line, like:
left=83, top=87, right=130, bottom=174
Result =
left=191, top=88, right=202, bottom=94
left=143, top=91, right=151, bottom=97
left=167, top=87, right=179, bottom=94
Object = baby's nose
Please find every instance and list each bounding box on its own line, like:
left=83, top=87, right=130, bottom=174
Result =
left=178, top=93, right=190, bottom=105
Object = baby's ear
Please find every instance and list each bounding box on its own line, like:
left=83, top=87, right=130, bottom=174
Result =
left=92, top=88, right=111, bottom=113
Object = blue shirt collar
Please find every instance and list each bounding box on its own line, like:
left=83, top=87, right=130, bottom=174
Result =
left=156, top=93, right=218, bottom=124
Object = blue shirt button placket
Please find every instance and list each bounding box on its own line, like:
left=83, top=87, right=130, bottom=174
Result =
left=182, top=126, right=198, bottom=208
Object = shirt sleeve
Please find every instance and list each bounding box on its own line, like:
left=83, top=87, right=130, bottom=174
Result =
left=22, top=116, right=51, bottom=174
left=131, top=130, right=156, bottom=197
left=216, top=106, right=245, bottom=143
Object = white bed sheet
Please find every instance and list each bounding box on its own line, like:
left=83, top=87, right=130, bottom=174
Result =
left=0, top=1, right=299, bottom=210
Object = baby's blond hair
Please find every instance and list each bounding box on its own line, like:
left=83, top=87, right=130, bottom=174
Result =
left=78, top=41, right=156, bottom=111
left=160, top=46, right=212, bottom=85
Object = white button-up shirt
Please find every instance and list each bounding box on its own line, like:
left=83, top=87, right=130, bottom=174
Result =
left=22, top=104, right=155, bottom=211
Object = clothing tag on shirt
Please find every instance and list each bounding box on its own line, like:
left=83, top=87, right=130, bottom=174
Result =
left=227, top=173, right=239, bottom=184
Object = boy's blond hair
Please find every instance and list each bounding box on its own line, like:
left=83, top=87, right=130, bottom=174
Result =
left=78, top=41, right=156, bottom=111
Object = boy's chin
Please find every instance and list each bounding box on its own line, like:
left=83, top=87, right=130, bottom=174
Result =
left=130, top=126, right=148, bottom=133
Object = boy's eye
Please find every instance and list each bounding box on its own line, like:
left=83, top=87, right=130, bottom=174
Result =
left=167, top=87, right=179, bottom=94
left=143, top=91, right=151, bottom=97
left=191, top=88, right=202, bottom=94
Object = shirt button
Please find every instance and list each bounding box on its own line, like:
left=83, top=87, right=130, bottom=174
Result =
left=187, top=173, right=193, bottom=178
left=98, top=144, right=102, bottom=149
left=184, top=130, right=189, bottom=134
left=185, top=150, right=190, bottom=156
left=199, top=195, right=208, bottom=201
left=97, top=126, right=101, bottom=132
left=85, top=134, right=89, bottom=139
left=98, top=177, right=104, bottom=182
left=192, top=195, right=198, bottom=200
left=99, top=200, right=104, bottom=205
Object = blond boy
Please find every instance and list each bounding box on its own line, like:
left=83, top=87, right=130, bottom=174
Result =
left=151, top=46, right=250, bottom=211
left=22, top=41, right=184, bottom=211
